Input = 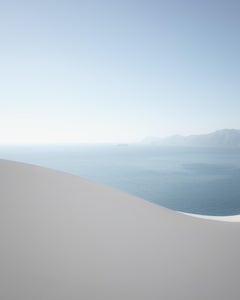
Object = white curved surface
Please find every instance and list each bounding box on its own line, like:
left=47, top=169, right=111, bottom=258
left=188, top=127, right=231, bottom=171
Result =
left=183, top=212, right=240, bottom=222
left=1, top=160, right=240, bottom=300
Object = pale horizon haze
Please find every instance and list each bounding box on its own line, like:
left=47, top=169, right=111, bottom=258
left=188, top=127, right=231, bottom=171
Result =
left=1, top=0, right=240, bottom=144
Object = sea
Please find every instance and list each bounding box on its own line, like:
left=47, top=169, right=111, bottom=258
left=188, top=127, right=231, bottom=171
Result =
left=1, top=144, right=240, bottom=216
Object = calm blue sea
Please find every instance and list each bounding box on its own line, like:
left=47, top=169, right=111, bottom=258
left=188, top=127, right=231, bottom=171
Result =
left=1, top=144, right=240, bottom=216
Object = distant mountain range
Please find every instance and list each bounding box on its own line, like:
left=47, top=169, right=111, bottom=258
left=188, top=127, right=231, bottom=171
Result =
left=142, top=129, right=240, bottom=147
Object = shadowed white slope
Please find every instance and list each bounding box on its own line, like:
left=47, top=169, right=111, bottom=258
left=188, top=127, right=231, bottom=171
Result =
left=1, top=160, right=240, bottom=300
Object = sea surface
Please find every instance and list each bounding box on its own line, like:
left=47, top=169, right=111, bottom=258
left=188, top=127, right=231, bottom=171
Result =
left=1, top=144, right=240, bottom=216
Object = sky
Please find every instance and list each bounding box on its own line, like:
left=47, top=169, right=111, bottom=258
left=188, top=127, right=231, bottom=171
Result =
left=0, top=0, right=239, bottom=143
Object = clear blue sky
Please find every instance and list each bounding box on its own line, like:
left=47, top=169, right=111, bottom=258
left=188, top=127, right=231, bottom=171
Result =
left=0, top=0, right=239, bottom=143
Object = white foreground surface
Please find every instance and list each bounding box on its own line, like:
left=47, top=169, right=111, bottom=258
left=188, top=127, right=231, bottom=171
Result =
left=1, top=160, right=240, bottom=300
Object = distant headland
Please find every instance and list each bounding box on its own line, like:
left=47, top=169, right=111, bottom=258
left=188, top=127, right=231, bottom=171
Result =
left=142, top=129, right=240, bottom=147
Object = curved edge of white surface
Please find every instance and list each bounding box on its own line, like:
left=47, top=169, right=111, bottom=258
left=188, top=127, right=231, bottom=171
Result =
left=1, top=158, right=239, bottom=223
left=182, top=212, right=240, bottom=222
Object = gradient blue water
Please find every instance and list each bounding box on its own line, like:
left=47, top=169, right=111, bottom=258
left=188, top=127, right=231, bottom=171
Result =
left=1, top=144, right=240, bottom=216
